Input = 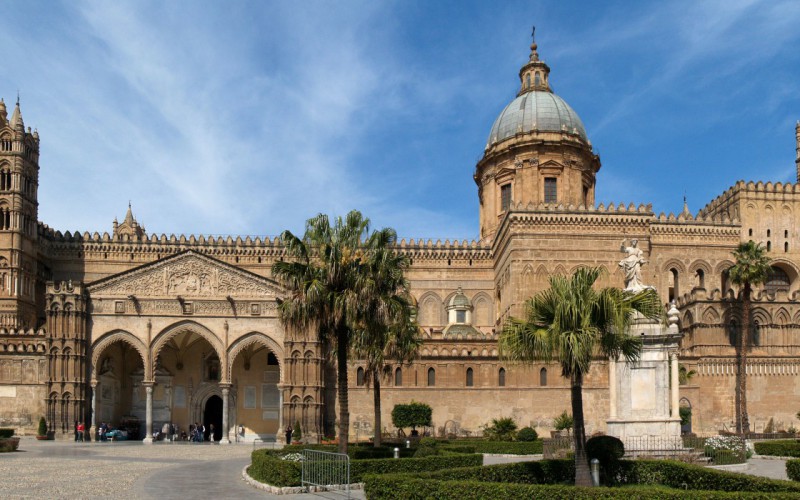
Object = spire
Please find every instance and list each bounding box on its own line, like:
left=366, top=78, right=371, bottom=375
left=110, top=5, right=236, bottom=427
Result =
left=681, top=195, right=691, bottom=217
left=10, top=99, right=24, bottom=132
left=0, top=98, right=6, bottom=125
left=124, top=201, right=135, bottom=225
left=518, top=26, right=551, bottom=96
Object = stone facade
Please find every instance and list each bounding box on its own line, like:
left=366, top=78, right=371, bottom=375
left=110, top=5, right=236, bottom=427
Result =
left=1, top=37, right=800, bottom=442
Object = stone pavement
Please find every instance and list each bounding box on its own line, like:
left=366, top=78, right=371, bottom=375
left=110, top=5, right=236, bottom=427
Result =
left=1, top=437, right=364, bottom=499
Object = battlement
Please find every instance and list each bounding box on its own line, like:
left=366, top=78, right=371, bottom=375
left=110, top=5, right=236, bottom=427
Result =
left=701, top=180, right=800, bottom=218
left=676, top=285, right=800, bottom=308
left=37, top=222, right=492, bottom=262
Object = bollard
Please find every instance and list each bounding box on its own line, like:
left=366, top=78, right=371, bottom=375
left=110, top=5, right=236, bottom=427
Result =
left=394, top=447, right=400, bottom=459
left=406, top=440, right=411, bottom=449
left=590, top=458, right=600, bottom=487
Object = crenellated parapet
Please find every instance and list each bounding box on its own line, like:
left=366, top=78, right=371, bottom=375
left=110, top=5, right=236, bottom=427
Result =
left=0, top=326, right=47, bottom=354
left=37, top=222, right=492, bottom=265
left=700, top=180, right=800, bottom=220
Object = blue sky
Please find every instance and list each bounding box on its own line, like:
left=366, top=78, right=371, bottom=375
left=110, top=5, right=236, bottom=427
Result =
left=1, top=0, right=799, bottom=241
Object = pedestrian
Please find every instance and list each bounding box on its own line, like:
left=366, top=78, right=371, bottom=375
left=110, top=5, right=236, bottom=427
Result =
left=209, top=423, right=215, bottom=443
left=199, top=422, right=205, bottom=442
left=74, top=421, right=79, bottom=442
left=77, top=422, right=84, bottom=442
left=162, top=422, right=170, bottom=442
left=285, top=424, right=293, bottom=444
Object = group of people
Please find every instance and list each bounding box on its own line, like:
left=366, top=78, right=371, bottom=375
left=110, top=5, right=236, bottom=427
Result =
left=188, top=422, right=215, bottom=443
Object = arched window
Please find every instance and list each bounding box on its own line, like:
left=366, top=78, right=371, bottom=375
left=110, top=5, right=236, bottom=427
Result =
left=534, top=72, right=541, bottom=86
left=394, top=367, right=402, bottom=387
left=525, top=74, right=531, bottom=88
left=466, top=368, right=474, bottom=387
left=721, top=268, right=731, bottom=293
left=752, top=320, right=761, bottom=346
left=539, top=367, right=547, bottom=386
left=669, top=268, right=680, bottom=302
left=786, top=242, right=790, bottom=253
left=765, top=266, right=790, bottom=292
left=728, top=320, right=739, bottom=346
left=498, top=368, right=506, bottom=387
left=427, top=367, right=435, bottom=387
left=767, top=241, right=772, bottom=251
left=356, top=367, right=365, bottom=387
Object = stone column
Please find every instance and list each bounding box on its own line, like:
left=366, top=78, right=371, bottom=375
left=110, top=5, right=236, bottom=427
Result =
left=220, top=386, right=231, bottom=445
left=608, top=356, right=617, bottom=419
left=277, top=384, right=285, bottom=444
left=670, top=353, right=680, bottom=419
left=90, top=382, right=97, bottom=442
left=143, top=384, right=154, bottom=444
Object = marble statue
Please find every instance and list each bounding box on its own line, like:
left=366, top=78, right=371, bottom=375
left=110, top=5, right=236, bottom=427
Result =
left=619, top=238, right=651, bottom=292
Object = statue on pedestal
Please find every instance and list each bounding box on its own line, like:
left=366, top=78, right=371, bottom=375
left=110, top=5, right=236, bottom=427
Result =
left=619, top=238, right=652, bottom=292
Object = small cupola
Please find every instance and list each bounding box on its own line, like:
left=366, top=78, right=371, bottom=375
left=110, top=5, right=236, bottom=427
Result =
left=447, top=287, right=473, bottom=325
left=518, top=27, right=551, bottom=95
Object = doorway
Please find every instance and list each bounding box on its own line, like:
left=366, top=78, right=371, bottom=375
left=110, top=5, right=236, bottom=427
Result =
left=203, top=395, right=223, bottom=441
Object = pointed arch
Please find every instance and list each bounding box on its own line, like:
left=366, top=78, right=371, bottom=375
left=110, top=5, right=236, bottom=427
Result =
left=227, top=331, right=285, bottom=382
left=775, top=307, right=791, bottom=325
left=702, top=307, right=720, bottom=324
left=91, top=330, right=148, bottom=381
left=151, top=321, right=224, bottom=383
left=472, top=291, right=492, bottom=327
left=552, top=264, right=567, bottom=276
left=417, top=291, right=444, bottom=327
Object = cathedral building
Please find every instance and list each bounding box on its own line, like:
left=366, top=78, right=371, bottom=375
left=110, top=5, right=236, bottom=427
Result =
left=1, top=35, right=800, bottom=442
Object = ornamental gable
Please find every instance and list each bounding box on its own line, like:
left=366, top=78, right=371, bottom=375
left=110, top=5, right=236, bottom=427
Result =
left=86, top=250, right=282, bottom=299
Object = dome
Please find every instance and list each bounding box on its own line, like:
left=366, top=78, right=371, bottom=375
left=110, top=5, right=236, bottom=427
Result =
left=486, top=91, right=587, bottom=149
left=448, top=287, right=471, bottom=309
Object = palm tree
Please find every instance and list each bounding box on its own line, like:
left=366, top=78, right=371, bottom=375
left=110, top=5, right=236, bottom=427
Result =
left=729, top=240, right=770, bottom=434
left=678, top=363, right=697, bottom=385
left=499, top=266, right=661, bottom=487
left=273, top=210, right=382, bottom=454
left=351, top=239, right=421, bottom=447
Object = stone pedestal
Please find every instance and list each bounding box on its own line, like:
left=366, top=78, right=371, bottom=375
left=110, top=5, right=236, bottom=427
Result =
left=607, top=306, right=682, bottom=450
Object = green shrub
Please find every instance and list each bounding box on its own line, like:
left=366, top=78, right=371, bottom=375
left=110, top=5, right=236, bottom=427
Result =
left=0, top=428, right=14, bottom=439
left=363, top=476, right=800, bottom=499
left=249, top=450, right=302, bottom=486
left=516, top=426, right=538, bottom=442
left=350, top=454, right=482, bottom=481
left=248, top=449, right=481, bottom=487
left=391, top=402, right=432, bottom=434
left=37, top=417, right=47, bottom=437
left=553, top=410, right=573, bottom=433
left=440, top=440, right=542, bottom=455
left=379, top=458, right=800, bottom=494
left=293, top=420, right=302, bottom=442
left=787, top=459, right=800, bottom=482
left=0, top=437, right=20, bottom=452
left=414, top=436, right=439, bottom=457
left=754, top=440, right=800, bottom=457
left=482, top=417, right=517, bottom=441
left=586, top=435, right=624, bottom=485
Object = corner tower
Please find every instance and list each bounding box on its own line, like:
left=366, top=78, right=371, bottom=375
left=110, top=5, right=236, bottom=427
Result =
left=475, top=33, right=600, bottom=242
left=0, top=98, right=40, bottom=328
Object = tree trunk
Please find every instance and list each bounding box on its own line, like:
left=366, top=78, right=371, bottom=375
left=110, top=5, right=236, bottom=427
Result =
left=337, top=328, right=350, bottom=454
left=373, top=370, right=382, bottom=447
left=571, top=371, right=592, bottom=487
left=737, top=283, right=751, bottom=434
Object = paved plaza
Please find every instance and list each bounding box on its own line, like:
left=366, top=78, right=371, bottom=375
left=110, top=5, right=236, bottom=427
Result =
left=0, top=439, right=792, bottom=498
left=0, top=438, right=364, bottom=500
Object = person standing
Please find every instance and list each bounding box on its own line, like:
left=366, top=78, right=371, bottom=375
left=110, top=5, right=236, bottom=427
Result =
left=74, top=421, right=79, bottom=442
left=208, top=423, right=215, bottom=443
left=77, top=422, right=84, bottom=442
left=285, top=424, right=293, bottom=445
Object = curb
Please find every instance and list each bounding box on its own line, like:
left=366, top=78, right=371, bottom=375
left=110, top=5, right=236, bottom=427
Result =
left=241, top=465, right=364, bottom=495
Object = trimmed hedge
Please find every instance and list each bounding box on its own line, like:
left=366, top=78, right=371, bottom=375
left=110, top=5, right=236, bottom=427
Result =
left=370, top=459, right=800, bottom=494
left=0, top=428, right=14, bottom=438
left=0, top=437, right=20, bottom=453
left=278, top=443, right=415, bottom=459
left=754, top=440, right=800, bottom=457
left=440, top=440, right=543, bottom=455
left=363, top=476, right=800, bottom=499
left=787, top=459, right=800, bottom=482
left=248, top=449, right=482, bottom=487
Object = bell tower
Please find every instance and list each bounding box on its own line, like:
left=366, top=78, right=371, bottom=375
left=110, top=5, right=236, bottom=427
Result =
left=0, top=98, right=40, bottom=328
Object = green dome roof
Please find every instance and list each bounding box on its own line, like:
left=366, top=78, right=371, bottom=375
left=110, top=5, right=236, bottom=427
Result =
left=486, top=91, right=587, bottom=149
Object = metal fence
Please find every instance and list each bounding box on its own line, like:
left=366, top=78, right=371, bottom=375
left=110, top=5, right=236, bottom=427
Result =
left=301, top=449, right=351, bottom=498
left=623, top=435, right=747, bottom=465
